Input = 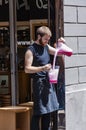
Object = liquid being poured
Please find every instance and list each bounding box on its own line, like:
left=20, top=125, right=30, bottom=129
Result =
left=52, top=49, right=58, bottom=69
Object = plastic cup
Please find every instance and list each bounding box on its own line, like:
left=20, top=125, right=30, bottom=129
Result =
left=48, top=66, right=60, bottom=84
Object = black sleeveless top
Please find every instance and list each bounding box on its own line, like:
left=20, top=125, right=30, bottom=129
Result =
left=28, top=43, right=50, bottom=78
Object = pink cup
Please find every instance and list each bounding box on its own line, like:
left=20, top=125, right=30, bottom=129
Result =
left=48, top=66, right=60, bottom=84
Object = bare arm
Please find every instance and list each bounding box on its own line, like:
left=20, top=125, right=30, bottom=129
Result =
left=25, top=50, right=51, bottom=73
left=47, top=44, right=57, bottom=55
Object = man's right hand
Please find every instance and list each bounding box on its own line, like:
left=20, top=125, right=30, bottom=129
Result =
left=42, top=64, right=52, bottom=71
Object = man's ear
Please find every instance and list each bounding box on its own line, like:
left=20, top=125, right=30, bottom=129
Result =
left=38, top=34, right=41, bottom=40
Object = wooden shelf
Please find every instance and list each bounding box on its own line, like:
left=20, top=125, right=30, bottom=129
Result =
left=0, top=21, right=30, bottom=27
left=0, top=71, right=10, bottom=74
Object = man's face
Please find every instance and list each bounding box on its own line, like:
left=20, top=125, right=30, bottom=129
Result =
left=39, top=34, right=50, bottom=46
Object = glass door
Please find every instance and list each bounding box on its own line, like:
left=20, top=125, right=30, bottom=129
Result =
left=48, top=0, right=65, bottom=130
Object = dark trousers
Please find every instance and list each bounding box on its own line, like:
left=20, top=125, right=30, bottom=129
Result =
left=31, top=113, right=51, bottom=130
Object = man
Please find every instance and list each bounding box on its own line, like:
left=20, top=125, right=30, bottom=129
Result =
left=25, top=26, right=72, bottom=130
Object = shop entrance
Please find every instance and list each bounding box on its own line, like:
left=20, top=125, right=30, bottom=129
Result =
left=0, top=0, right=65, bottom=129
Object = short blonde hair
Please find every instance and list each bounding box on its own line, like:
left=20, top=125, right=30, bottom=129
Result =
left=36, top=26, right=52, bottom=38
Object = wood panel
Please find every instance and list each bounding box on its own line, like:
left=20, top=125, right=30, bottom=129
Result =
left=18, top=71, right=31, bottom=103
